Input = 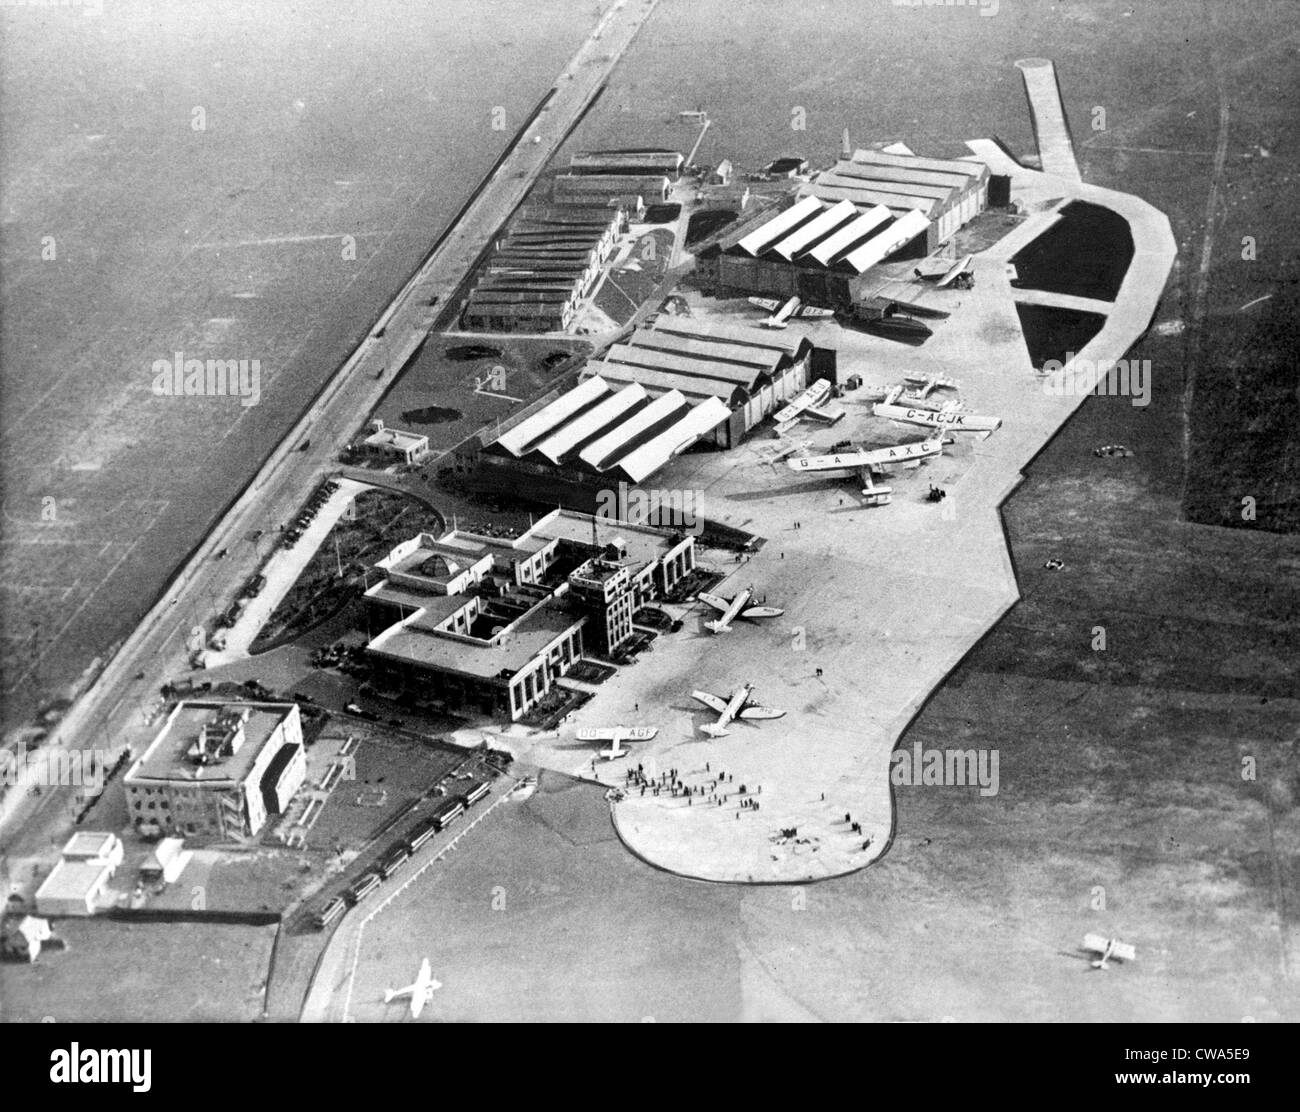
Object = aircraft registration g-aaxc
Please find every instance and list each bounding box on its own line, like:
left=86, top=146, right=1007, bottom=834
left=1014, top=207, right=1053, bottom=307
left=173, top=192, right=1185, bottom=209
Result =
left=786, top=437, right=944, bottom=474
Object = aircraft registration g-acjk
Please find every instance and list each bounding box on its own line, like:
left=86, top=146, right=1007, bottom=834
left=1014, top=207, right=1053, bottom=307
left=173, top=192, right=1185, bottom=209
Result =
left=875, top=387, right=1001, bottom=435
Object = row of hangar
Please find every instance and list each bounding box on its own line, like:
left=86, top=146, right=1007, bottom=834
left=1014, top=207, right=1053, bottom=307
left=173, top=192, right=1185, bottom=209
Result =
left=697, top=147, right=993, bottom=305
left=455, top=317, right=829, bottom=493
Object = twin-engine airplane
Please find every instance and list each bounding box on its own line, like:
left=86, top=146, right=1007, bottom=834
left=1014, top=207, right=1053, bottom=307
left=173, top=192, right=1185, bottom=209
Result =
left=691, top=684, right=786, bottom=738
left=576, top=725, right=659, bottom=760
left=384, top=957, right=442, bottom=1018
left=698, top=585, right=784, bottom=633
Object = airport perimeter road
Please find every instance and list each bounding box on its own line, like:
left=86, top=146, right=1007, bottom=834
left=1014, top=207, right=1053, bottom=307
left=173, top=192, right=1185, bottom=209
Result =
left=0, top=0, right=661, bottom=847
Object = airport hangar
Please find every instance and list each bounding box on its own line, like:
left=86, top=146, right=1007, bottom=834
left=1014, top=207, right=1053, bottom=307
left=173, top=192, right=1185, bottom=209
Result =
left=460, top=149, right=686, bottom=333
left=462, top=203, right=629, bottom=334
left=448, top=316, right=833, bottom=513
left=123, top=702, right=306, bottom=842
left=362, top=510, right=696, bottom=720
left=695, top=147, right=991, bottom=305
left=552, top=148, right=683, bottom=215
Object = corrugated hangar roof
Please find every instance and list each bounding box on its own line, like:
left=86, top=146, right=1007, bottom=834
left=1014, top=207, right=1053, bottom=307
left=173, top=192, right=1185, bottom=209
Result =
left=588, top=360, right=747, bottom=405
left=804, top=180, right=940, bottom=216
left=623, top=331, right=783, bottom=378
left=735, top=195, right=822, bottom=256
left=803, top=205, right=894, bottom=266
left=646, top=317, right=808, bottom=359
left=829, top=158, right=975, bottom=192
left=817, top=170, right=956, bottom=202
left=840, top=209, right=931, bottom=274
left=578, top=390, right=691, bottom=471
left=495, top=376, right=609, bottom=457
left=767, top=199, right=858, bottom=261
left=531, top=383, right=648, bottom=464
left=488, top=377, right=728, bottom=484
left=850, top=148, right=989, bottom=180
left=616, top=397, right=731, bottom=484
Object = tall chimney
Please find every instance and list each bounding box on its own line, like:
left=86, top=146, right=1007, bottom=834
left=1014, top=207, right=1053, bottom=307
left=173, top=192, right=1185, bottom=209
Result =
left=841, top=127, right=852, bottom=161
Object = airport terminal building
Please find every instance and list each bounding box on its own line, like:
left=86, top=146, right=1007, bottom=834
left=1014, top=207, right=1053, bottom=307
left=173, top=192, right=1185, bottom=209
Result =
left=363, top=511, right=695, bottom=717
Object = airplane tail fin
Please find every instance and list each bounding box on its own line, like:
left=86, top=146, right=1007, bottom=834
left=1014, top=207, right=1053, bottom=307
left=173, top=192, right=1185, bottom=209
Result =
left=704, top=620, right=731, bottom=634
left=384, top=989, right=398, bottom=1004
left=700, top=724, right=730, bottom=738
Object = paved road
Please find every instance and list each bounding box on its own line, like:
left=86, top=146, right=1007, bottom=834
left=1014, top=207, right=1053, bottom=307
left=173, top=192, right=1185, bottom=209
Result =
left=0, top=0, right=662, bottom=847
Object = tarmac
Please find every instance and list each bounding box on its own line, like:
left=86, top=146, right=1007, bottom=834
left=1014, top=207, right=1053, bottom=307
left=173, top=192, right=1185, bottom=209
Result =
left=507, top=142, right=1177, bottom=883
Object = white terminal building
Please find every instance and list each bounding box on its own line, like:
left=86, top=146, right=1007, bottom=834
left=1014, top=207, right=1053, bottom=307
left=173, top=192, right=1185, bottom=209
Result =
left=124, top=701, right=306, bottom=841
left=363, top=509, right=695, bottom=719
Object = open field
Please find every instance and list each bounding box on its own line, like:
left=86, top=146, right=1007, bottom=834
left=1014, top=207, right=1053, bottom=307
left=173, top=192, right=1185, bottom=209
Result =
left=0, top=918, right=276, bottom=1023
left=0, top=0, right=606, bottom=732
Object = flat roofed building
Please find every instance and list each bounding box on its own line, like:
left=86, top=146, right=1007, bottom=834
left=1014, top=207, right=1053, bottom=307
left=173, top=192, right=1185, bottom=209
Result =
left=35, top=860, right=114, bottom=917
left=124, top=701, right=305, bottom=841
left=360, top=419, right=429, bottom=465
left=368, top=597, right=584, bottom=721
left=570, top=149, right=684, bottom=178
left=553, top=173, right=671, bottom=209
left=60, top=831, right=124, bottom=869
left=35, top=831, right=125, bottom=917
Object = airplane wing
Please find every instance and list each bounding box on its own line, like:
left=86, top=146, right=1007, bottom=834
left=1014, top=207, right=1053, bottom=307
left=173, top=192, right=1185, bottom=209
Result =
left=804, top=403, right=846, bottom=425
left=936, top=254, right=974, bottom=288
left=738, top=704, right=785, bottom=720
left=691, top=690, right=729, bottom=714
left=696, top=591, right=731, bottom=614
left=575, top=726, right=617, bottom=742
left=747, top=297, right=779, bottom=312
left=739, top=605, right=784, bottom=619
left=795, top=305, right=835, bottom=318
left=1083, top=934, right=1136, bottom=961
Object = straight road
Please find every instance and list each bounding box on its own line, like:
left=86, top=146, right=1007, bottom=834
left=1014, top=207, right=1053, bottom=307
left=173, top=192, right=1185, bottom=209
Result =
left=0, top=0, right=661, bottom=846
